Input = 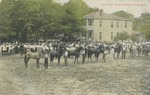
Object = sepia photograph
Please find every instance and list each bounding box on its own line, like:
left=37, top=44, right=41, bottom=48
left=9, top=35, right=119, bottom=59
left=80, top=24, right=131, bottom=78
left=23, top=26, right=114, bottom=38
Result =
left=0, top=0, right=150, bottom=95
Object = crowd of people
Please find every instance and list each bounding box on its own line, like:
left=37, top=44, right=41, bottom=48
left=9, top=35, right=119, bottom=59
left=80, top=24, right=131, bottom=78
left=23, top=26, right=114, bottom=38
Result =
left=0, top=40, right=150, bottom=66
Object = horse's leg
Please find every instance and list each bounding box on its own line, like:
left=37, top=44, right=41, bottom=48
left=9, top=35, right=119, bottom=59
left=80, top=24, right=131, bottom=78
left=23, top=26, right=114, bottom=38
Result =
left=95, top=54, right=97, bottom=60
left=25, top=58, right=30, bottom=68
left=25, top=60, right=28, bottom=68
left=146, top=50, right=148, bottom=56
left=74, top=57, right=76, bottom=63
left=117, top=52, right=119, bottom=59
left=77, top=57, right=78, bottom=63
left=58, top=57, right=60, bottom=65
left=50, top=57, right=53, bottom=65
left=97, top=54, right=99, bottom=61
left=24, top=55, right=26, bottom=63
left=94, top=54, right=97, bottom=60
left=88, top=53, right=90, bottom=60
left=36, top=58, right=40, bottom=68
left=90, top=54, right=92, bottom=61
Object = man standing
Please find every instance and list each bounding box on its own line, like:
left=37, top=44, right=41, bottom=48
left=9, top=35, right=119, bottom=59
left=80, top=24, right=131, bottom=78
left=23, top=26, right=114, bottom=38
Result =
left=19, top=44, right=24, bottom=55
left=81, top=47, right=86, bottom=64
left=122, top=44, right=127, bottom=59
left=64, top=48, right=68, bottom=66
left=103, top=47, right=107, bottom=62
left=132, top=44, right=137, bottom=58
left=0, top=45, right=2, bottom=56
left=110, top=45, right=115, bottom=62
left=44, top=50, right=49, bottom=69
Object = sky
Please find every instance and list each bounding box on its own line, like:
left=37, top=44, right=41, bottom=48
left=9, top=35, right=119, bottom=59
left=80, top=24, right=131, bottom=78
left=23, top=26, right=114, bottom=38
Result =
left=0, top=0, right=149, bottom=17
left=56, top=0, right=150, bottom=17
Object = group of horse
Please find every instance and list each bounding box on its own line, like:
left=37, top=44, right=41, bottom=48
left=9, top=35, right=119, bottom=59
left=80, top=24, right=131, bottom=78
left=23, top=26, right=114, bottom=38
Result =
left=23, top=42, right=124, bottom=68
left=1, top=41, right=150, bottom=68
left=24, top=44, right=85, bottom=68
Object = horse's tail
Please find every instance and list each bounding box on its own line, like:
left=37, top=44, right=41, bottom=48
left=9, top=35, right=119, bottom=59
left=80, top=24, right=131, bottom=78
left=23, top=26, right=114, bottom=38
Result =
left=24, top=54, right=26, bottom=63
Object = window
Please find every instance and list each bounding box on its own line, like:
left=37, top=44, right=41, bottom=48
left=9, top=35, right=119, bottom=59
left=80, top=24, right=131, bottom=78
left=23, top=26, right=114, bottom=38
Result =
left=111, top=21, right=113, bottom=28
left=99, top=32, right=102, bottom=40
left=125, top=22, right=127, bottom=28
left=88, top=30, right=93, bottom=37
left=99, top=20, right=102, bottom=27
left=111, top=32, right=113, bottom=40
left=117, top=22, right=119, bottom=28
left=88, top=19, right=93, bottom=26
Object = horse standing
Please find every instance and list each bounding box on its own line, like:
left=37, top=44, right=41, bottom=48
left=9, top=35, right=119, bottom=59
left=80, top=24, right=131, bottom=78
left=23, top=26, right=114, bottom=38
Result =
left=50, top=47, right=65, bottom=65
left=24, top=48, right=43, bottom=68
left=142, top=44, right=150, bottom=56
left=68, top=46, right=83, bottom=63
left=87, top=45, right=104, bottom=61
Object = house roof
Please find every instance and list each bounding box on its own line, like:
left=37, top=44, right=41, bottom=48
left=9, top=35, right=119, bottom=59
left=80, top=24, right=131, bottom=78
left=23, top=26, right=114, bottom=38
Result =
left=84, top=11, right=132, bottom=21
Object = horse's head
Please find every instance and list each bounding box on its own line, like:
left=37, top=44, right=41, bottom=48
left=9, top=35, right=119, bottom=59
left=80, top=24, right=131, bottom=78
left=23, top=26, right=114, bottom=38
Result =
left=97, top=45, right=104, bottom=51
left=76, top=46, right=83, bottom=52
left=59, top=48, right=65, bottom=55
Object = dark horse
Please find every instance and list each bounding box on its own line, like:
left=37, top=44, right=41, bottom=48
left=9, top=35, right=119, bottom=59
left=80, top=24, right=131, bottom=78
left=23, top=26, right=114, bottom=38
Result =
left=68, top=46, right=83, bottom=63
left=50, top=47, right=65, bottom=65
left=87, top=45, right=104, bottom=61
left=24, top=48, right=42, bottom=68
left=142, top=44, right=150, bottom=56
left=114, top=43, right=122, bottom=58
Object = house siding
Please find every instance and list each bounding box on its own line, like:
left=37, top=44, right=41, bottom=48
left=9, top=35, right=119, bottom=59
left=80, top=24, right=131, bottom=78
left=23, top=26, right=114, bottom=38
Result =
left=85, top=12, right=133, bottom=42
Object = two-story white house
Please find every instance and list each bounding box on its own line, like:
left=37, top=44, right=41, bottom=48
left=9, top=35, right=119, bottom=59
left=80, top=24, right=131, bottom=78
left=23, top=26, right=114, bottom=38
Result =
left=84, top=9, right=133, bottom=42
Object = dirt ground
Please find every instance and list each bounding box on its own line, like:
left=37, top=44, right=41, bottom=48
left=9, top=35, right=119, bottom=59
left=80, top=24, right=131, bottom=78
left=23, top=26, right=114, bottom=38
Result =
left=0, top=54, right=150, bottom=95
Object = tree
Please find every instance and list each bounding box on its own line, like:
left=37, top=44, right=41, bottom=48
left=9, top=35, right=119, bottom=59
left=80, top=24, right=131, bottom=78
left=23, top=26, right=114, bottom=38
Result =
left=112, top=10, right=134, bottom=19
left=132, top=13, right=150, bottom=40
left=0, top=0, right=95, bottom=42
left=38, top=0, right=66, bottom=40
left=62, top=0, right=93, bottom=35
left=138, top=13, right=150, bottom=39
left=0, top=0, right=15, bottom=42
left=114, top=31, right=130, bottom=41
left=9, top=0, right=41, bottom=42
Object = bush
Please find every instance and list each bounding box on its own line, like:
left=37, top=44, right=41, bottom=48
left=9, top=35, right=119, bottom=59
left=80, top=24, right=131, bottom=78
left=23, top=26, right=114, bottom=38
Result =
left=114, top=31, right=130, bottom=41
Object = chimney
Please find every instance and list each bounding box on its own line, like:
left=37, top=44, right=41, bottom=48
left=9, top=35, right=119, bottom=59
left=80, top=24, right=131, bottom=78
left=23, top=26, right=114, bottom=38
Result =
left=99, top=9, right=103, bottom=16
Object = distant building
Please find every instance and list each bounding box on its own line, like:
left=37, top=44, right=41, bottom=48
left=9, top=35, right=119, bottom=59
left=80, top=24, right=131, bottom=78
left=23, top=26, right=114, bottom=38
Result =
left=84, top=9, right=133, bottom=42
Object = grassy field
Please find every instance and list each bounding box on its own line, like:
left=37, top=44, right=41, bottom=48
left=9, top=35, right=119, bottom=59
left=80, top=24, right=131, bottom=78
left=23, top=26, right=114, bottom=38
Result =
left=0, top=54, right=150, bottom=95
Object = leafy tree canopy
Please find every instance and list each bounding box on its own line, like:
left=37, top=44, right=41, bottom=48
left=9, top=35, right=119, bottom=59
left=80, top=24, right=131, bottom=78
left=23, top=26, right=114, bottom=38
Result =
left=112, top=10, right=134, bottom=19
left=0, top=0, right=93, bottom=42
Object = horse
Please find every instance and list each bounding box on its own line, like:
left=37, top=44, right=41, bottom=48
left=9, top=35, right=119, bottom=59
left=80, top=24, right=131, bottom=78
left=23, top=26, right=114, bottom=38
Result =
left=67, top=46, right=83, bottom=63
left=49, top=47, right=65, bottom=65
left=142, top=44, right=150, bottom=56
left=87, top=45, right=104, bottom=61
left=24, top=48, right=43, bottom=68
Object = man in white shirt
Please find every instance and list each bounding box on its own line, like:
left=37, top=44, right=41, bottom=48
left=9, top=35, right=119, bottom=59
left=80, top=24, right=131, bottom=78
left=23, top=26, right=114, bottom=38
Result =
left=132, top=44, right=137, bottom=58
left=64, top=48, right=68, bottom=66
left=110, top=45, right=115, bottom=61
left=122, top=44, right=127, bottom=59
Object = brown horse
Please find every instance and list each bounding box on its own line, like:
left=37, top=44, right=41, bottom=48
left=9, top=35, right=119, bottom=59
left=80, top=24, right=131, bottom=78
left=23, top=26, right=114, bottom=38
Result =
left=24, top=48, right=43, bottom=68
